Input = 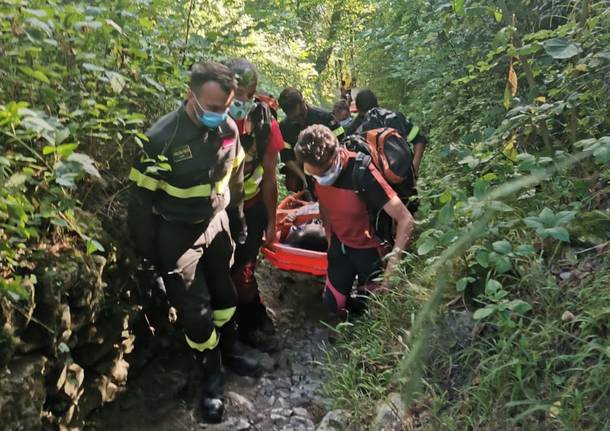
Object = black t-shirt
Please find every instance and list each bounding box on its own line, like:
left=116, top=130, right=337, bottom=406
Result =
left=345, top=114, right=364, bottom=136
left=279, top=105, right=338, bottom=162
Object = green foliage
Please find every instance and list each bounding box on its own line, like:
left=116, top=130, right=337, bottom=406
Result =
left=323, top=0, right=610, bottom=428
left=1, top=0, right=608, bottom=428
left=0, top=0, right=345, bottom=303
left=524, top=207, right=575, bottom=242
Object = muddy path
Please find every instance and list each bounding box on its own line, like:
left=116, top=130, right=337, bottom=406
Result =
left=85, top=262, right=336, bottom=431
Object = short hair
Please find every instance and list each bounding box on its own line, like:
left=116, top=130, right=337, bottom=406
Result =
left=333, top=99, right=350, bottom=113
left=190, top=61, right=237, bottom=94
left=295, top=124, right=338, bottom=167
left=278, top=87, right=304, bottom=113
left=224, top=58, right=258, bottom=87
left=355, top=89, right=378, bottom=114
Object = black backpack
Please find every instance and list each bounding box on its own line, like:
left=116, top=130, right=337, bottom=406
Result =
left=357, top=107, right=423, bottom=144
left=344, top=128, right=419, bottom=244
left=240, top=101, right=273, bottom=180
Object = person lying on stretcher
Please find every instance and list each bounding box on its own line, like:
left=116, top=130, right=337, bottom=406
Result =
left=274, top=194, right=328, bottom=252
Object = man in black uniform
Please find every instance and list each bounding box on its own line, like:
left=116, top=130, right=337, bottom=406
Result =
left=127, top=61, right=260, bottom=423
left=278, top=87, right=344, bottom=192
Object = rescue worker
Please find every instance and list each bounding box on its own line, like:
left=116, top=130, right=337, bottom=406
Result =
left=340, top=79, right=352, bottom=104
left=350, top=89, right=428, bottom=177
left=225, top=58, right=283, bottom=352
left=332, top=99, right=354, bottom=129
left=345, top=88, right=378, bottom=135
left=294, top=125, right=415, bottom=316
left=127, top=61, right=260, bottom=423
left=278, top=87, right=345, bottom=192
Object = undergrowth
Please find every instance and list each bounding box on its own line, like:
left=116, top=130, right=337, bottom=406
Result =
left=322, top=1, right=610, bottom=429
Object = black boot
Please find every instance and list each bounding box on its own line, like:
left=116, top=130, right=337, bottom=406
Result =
left=219, top=320, right=262, bottom=377
left=199, top=346, right=225, bottom=423
left=237, top=301, right=279, bottom=353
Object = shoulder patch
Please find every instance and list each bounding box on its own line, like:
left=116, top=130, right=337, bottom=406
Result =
left=221, top=137, right=235, bottom=149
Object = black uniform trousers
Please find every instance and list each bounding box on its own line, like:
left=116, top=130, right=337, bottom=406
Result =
left=323, top=234, right=383, bottom=315
left=158, top=210, right=237, bottom=351
left=231, top=198, right=267, bottom=306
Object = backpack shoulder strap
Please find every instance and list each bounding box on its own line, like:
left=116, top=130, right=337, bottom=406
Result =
left=351, top=152, right=372, bottom=194
left=250, top=101, right=272, bottom=159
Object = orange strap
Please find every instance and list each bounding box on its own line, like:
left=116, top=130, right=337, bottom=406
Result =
left=255, top=93, right=279, bottom=112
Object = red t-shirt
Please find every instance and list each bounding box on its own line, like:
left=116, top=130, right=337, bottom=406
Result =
left=235, top=118, right=284, bottom=157
left=315, top=150, right=396, bottom=249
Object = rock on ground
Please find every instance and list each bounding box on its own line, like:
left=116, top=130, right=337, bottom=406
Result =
left=0, top=355, right=47, bottom=431
left=371, top=392, right=412, bottom=431
left=85, top=262, right=337, bottom=431
left=315, top=409, right=352, bottom=431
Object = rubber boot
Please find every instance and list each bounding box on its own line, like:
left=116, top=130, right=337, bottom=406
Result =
left=219, top=319, right=262, bottom=377
left=199, top=346, right=225, bottom=423
left=237, top=301, right=278, bottom=353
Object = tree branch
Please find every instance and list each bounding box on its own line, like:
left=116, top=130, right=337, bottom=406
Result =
left=181, top=0, right=196, bottom=65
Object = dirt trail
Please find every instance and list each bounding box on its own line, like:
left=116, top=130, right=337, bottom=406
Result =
left=85, top=263, right=335, bottom=431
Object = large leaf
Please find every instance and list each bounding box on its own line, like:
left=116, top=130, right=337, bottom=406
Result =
left=507, top=299, right=532, bottom=314
left=68, top=153, right=101, bottom=178
left=456, top=277, right=475, bottom=293
left=514, top=244, right=535, bottom=257
left=417, top=236, right=437, bottom=256
left=524, top=217, right=545, bottom=230
left=475, top=250, right=490, bottom=268
left=25, top=17, right=53, bottom=36
left=555, top=211, right=576, bottom=226
left=515, top=43, right=541, bottom=56
left=539, top=207, right=557, bottom=226
left=21, top=113, right=55, bottom=133
left=18, top=66, right=50, bottom=84
left=492, top=240, right=512, bottom=254
left=106, top=72, right=127, bottom=94
left=452, top=0, right=465, bottom=14
left=546, top=227, right=570, bottom=242
left=473, top=307, right=495, bottom=320
left=542, top=38, right=582, bottom=60
left=491, top=253, right=512, bottom=273
left=485, top=279, right=502, bottom=295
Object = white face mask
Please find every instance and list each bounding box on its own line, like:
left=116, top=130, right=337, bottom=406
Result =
left=339, top=117, right=353, bottom=127
left=312, top=155, right=342, bottom=186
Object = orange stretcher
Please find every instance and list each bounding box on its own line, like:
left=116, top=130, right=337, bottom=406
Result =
left=261, top=192, right=328, bottom=277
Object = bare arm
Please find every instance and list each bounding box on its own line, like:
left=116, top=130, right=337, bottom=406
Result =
left=227, top=143, right=247, bottom=244
left=261, top=151, right=278, bottom=246
left=412, top=141, right=426, bottom=177
left=319, top=202, right=332, bottom=246
left=285, top=159, right=307, bottom=190
left=381, top=196, right=415, bottom=281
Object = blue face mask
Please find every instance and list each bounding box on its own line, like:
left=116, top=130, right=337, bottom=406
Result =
left=193, top=96, right=228, bottom=128
left=313, top=156, right=342, bottom=186
left=229, top=99, right=255, bottom=120
left=200, top=111, right=228, bottom=128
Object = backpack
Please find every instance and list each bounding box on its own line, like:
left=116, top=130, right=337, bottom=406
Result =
left=241, top=101, right=273, bottom=180
left=344, top=128, right=419, bottom=244
left=357, top=107, right=422, bottom=144
left=254, top=92, right=279, bottom=119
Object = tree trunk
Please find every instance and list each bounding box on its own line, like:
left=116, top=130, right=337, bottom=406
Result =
left=314, top=5, right=342, bottom=73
